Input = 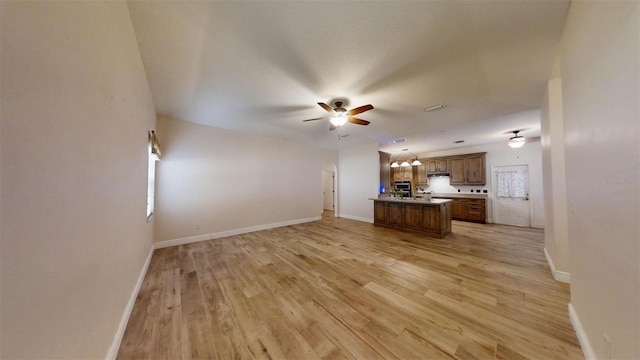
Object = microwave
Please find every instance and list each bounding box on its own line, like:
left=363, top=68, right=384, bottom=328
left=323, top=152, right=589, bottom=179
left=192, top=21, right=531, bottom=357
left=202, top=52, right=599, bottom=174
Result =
left=394, top=181, right=412, bottom=197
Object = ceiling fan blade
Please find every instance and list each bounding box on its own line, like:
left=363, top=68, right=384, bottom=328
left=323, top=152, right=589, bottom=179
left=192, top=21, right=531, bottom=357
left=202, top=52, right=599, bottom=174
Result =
left=348, top=117, right=370, bottom=126
left=329, top=123, right=337, bottom=131
left=318, top=102, right=334, bottom=114
left=347, top=104, right=374, bottom=116
left=302, top=117, right=327, bottom=122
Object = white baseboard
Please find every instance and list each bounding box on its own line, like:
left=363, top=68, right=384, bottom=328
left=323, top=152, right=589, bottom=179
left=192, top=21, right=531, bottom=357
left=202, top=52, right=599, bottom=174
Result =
left=532, top=222, right=544, bottom=229
left=544, top=247, right=571, bottom=283
left=338, top=214, right=374, bottom=223
left=569, top=303, right=596, bottom=360
left=155, top=216, right=322, bottom=249
left=105, top=245, right=155, bottom=360
left=105, top=216, right=321, bottom=358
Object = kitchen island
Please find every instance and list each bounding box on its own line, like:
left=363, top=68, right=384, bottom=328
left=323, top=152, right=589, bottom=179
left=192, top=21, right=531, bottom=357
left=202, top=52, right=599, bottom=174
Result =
left=370, top=197, right=452, bottom=238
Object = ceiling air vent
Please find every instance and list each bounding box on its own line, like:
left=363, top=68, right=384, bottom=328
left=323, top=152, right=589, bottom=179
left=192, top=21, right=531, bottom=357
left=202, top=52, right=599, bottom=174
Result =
left=425, top=104, right=445, bottom=112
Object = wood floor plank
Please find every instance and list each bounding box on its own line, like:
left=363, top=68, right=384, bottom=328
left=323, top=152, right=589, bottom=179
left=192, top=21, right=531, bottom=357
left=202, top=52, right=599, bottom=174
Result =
left=179, top=246, right=217, bottom=359
left=118, top=213, right=583, bottom=360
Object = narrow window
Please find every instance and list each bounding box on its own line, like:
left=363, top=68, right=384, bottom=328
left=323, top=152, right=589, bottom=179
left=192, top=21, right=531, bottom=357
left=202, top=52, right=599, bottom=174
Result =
left=147, top=130, right=161, bottom=222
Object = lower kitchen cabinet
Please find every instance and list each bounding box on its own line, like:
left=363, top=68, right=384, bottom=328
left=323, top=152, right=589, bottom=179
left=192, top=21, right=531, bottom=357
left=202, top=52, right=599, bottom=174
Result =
left=374, top=201, right=387, bottom=223
left=387, top=202, right=403, bottom=227
left=450, top=200, right=465, bottom=219
left=371, top=199, right=452, bottom=238
left=466, top=200, right=486, bottom=222
left=403, top=203, right=423, bottom=229
left=436, top=197, right=486, bottom=223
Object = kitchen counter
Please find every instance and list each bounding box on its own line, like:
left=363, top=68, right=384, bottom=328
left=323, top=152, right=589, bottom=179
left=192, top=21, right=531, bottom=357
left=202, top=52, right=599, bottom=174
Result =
left=370, top=197, right=452, bottom=205
left=370, top=198, right=452, bottom=238
left=429, top=192, right=488, bottom=199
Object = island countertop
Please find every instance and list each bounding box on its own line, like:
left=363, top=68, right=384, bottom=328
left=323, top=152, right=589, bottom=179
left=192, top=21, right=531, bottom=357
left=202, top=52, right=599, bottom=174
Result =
left=369, top=197, right=452, bottom=205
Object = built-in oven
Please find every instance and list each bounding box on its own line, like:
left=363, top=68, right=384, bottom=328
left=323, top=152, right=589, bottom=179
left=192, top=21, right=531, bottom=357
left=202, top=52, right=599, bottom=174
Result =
left=394, top=181, right=412, bottom=197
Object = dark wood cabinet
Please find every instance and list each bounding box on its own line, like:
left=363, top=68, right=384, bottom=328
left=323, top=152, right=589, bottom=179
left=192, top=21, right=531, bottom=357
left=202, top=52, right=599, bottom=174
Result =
left=466, top=200, right=486, bottom=222
left=447, top=153, right=486, bottom=185
left=388, top=202, right=403, bottom=227
left=421, top=205, right=439, bottom=230
left=391, top=166, right=413, bottom=181
left=391, top=167, right=400, bottom=181
left=427, top=158, right=448, bottom=174
left=394, top=153, right=486, bottom=186
left=403, top=203, right=423, bottom=229
left=437, top=197, right=486, bottom=223
left=465, top=154, right=485, bottom=184
left=374, top=201, right=388, bottom=223
left=379, top=151, right=391, bottom=192
left=450, top=199, right=465, bottom=219
left=372, top=199, right=452, bottom=238
left=448, top=158, right=466, bottom=184
left=413, top=163, right=428, bottom=185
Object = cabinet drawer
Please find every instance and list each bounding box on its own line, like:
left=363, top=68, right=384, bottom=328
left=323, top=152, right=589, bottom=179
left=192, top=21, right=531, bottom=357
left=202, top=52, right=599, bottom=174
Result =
left=466, top=211, right=485, bottom=221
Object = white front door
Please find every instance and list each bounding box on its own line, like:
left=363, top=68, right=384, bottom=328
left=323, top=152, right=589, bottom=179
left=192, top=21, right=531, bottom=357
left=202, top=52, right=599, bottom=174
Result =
left=322, top=170, right=334, bottom=212
left=492, top=165, right=530, bottom=227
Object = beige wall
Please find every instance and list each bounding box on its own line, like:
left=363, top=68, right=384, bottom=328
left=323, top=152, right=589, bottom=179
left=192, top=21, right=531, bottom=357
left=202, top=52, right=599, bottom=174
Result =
left=337, top=143, right=380, bottom=222
left=561, top=1, right=639, bottom=358
left=154, top=116, right=338, bottom=242
left=541, top=77, right=570, bottom=278
left=0, top=1, right=157, bottom=358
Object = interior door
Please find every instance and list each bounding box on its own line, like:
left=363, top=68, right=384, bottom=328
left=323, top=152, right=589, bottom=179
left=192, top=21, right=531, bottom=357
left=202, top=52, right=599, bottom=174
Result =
left=322, top=170, right=334, bottom=212
left=492, top=165, right=530, bottom=227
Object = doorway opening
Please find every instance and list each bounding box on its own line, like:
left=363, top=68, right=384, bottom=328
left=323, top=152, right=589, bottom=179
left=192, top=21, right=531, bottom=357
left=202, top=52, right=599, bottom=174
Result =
left=322, top=170, right=335, bottom=212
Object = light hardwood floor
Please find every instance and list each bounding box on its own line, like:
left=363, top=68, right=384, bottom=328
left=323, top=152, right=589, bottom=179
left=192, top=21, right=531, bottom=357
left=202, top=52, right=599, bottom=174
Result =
left=117, top=212, right=583, bottom=359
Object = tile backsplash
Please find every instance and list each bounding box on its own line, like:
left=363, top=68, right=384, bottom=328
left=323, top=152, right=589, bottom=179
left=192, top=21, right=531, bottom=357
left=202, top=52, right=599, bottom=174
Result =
left=424, top=176, right=489, bottom=194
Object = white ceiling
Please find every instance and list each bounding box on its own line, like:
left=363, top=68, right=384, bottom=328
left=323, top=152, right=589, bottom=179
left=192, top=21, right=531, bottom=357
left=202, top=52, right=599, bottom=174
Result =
left=127, top=1, right=569, bottom=156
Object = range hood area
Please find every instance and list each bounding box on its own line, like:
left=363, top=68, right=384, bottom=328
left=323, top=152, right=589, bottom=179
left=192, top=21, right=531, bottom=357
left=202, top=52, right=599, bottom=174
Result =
left=427, top=172, right=450, bottom=177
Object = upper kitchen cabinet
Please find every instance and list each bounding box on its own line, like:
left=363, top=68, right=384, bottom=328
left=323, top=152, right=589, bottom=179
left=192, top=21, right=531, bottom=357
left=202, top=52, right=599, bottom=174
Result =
left=465, top=153, right=485, bottom=184
left=426, top=158, right=448, bottom=174
left=448, top=157, right=466, bottom=184
left=392, top=166, right=413, bottom=181
left=449, top=152, right=486, bottom=185
left=379, top=151, right=391, bottom=191
left=414, top=162, right=428, bottom=185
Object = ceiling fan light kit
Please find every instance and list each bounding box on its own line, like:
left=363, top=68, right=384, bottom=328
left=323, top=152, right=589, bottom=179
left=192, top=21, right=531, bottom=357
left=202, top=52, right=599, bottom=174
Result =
left=329, top=113, right=348, bottom=127
left=508, top=130, right=526, bottom=148
left=302, top=101, right=373, bottom=130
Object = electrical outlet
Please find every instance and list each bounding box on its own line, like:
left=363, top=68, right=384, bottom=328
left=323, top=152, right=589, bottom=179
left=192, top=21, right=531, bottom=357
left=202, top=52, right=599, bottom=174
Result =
left=195, top=223, right=200, bottom=230
left=569, top=200, right=577, bottom=215
left=604, top=334, right=611, bottom=360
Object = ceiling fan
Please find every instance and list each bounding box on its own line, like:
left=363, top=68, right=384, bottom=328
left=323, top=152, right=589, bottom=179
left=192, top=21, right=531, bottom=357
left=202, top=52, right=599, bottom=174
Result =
left=302, top=101, right=374, bottom=131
